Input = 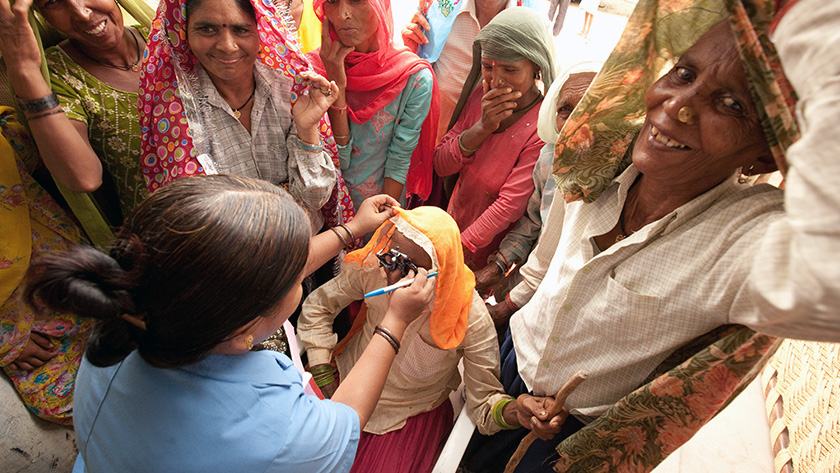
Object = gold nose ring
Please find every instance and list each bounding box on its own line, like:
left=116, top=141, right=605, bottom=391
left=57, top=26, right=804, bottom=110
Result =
left=678, top=106, right=694, bottom=123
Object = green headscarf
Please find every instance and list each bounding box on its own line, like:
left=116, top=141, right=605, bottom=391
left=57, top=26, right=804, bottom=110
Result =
left=448, top=7, right=556, bottom=129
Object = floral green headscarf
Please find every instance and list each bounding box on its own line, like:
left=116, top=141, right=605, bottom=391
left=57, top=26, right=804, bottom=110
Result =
left=553, top=0, right=799, bottom=203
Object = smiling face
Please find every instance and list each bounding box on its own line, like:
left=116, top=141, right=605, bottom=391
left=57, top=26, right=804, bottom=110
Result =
left=322, top=0, right=380, bottom=53
left=35, top=0, right=125, bottom=52
left=555, top=71, right=596, bottom=133
left=633, top=22, right=773, bottom=192
left=187, top=0, right=259, bottom=85
left=481, top=58, right=538, bottom=98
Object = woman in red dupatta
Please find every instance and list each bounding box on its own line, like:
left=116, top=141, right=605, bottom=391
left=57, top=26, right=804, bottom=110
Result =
left=307, top=0, right=440, bottom=209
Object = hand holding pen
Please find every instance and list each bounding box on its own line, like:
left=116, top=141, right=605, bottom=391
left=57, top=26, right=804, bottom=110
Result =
left=380, top=268, right=437, bottom=329
left=365, top=271, right=439, bottom=298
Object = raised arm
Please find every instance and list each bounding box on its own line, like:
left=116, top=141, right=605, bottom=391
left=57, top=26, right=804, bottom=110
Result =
left=329, top=269, right=436, bottom=428
left=400, top=10, right=430, bottom=53
left=318, top=17, right=354, bottom=152
left=286, top=70, right=339, bottom=212
left=0, top=0, right=102, bottom=191
left=732, top=0, right=840, bottom=341
left=305, top=194, right=398, bottom=276
left=475, top=146, right=553, bottom=298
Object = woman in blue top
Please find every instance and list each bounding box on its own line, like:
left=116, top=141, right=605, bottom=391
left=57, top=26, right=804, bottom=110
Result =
left=26, top=175, right=435, bottom=473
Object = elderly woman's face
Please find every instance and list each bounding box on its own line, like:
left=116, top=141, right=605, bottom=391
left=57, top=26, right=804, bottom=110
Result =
left=633, top=23, right=771, bottom=188
left=187, top=0, right=259, bottom=85
left=481, top=58, right=538, bottom=97
left=323, top=0, right=380, bottom=53
left=34, top=0, right=124, bottom=51
left=556, top=72, right=596, bottom=132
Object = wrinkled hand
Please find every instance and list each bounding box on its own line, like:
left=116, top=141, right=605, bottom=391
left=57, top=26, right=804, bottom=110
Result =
left=0, top=0, right=43, bottom=76
left=509, top=394, right=568, bottom=440
left=487, top=301, right=514, bottom=328
left=386, top=268, right=436, bottom=327
left=487, top=299, right=514, bottom=342
left=400, top=11, right=430, bottom=52
left=318, top=18, right=354, bottom=89
left=8, top=333, right=59, bottom=371
left=474, top=262, right=504, bottom=299
left=479, top=80, right=522, bottom=134
left=348, top=194, right=399, bottom=236
left=293, top=70, right=338, bottom=130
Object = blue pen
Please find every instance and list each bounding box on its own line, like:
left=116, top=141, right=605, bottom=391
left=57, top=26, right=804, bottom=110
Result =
left=364, top=271, right=439, bottom=298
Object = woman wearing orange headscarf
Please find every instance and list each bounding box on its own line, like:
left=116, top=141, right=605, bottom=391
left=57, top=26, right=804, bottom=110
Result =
left=298, top=207, right=562, bottom=473
left=307, top=0, right=440, bottom=209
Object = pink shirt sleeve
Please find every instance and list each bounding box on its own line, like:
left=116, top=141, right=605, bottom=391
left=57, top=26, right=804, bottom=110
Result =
left=433, top=89, right=480, bottom=177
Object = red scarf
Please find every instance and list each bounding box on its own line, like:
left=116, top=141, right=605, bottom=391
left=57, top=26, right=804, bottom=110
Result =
left=307, top=0, right=440, bottom=200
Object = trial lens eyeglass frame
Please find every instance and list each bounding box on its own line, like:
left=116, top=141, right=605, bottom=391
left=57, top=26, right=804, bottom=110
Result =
left=376, top=245, right=418, bottom=278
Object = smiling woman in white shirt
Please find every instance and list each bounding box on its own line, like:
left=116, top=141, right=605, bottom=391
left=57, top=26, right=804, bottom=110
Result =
left=460, top=0, right=840, bottom=471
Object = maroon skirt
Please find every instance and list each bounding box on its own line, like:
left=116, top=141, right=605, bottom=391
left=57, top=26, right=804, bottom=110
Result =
left=350, top=399, right=455, bottom=473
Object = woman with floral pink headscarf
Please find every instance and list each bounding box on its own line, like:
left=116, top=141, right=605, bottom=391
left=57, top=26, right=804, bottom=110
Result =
left=140, top=0, right=354, bottom=230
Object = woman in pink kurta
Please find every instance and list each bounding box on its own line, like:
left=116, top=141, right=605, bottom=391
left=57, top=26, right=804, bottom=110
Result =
left=433, top=8, right=554, bottom=270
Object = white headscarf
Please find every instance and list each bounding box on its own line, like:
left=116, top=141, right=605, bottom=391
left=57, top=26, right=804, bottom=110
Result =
left=537, top=61, right=603, bottom=145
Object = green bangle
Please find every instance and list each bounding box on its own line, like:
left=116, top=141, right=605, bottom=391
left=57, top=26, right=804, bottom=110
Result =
left=310, top=364, right=336, bottom=387
left=309, top=364, right=333, bottom=375
left=313, top=374, right=335, bottom=388
left=312, top=372, right=336, bottom=388
left=493, top=398, right=519, bottom=430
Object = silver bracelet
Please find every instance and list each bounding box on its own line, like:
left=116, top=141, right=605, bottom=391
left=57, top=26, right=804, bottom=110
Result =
left=16, top=93, right=60, bottom=113
left=374, top=325, right=400, bottom=355
left=338, top=223, right=356, bottom=247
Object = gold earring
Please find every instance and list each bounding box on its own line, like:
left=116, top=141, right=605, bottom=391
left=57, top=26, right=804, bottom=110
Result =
left=244, top=334, right=254, bottom=351
left=678, top=106, right=694, bottom=124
